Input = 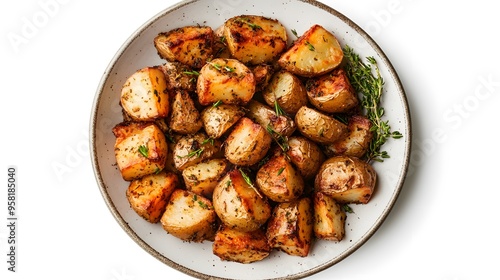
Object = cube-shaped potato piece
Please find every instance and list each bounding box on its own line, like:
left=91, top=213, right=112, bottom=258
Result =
left=224, top=117, right=272, bottom=166
left=256, top=154, right=304, bottom=202
left=324, top=115, right=373, bottom=158
left=313, top=192, right=346, bottom=241
left=223, top=15, right=287, bottom=65
left=120, top=67, right=169, bottom=121
left=169, top=90, right=203, bottom=135
left=173, top=132, right=221, bottom=171
left=112, top=122, right=168, bottom=181
left=212, top=169, right=272, bottom=232
left=213, top=225, right=271, bottom=264
left=154, top=26, right=213, bottom=69
left=182, top=158, right=230, bottom=197
left=201, top=104, right=246, bottom=139
left=197, top=58, right=256, bottom=106
left=262, top=70, right=308, bottom=115
left=160, top=189, right=217, bottom=242
left=315, top=156, right=376, bottom=204
left=278, top=24, right=343, bottom=77
left=126, top=171, right=179, bottom=223
left=266, top=197, right=314, bottom=257
left=306, top=68, right=359, bottom=113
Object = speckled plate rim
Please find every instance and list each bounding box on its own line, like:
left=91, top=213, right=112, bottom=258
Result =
left=90, top=0, right=412, bottom=279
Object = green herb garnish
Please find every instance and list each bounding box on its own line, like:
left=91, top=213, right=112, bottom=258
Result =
left=342, top=204, right=354, bottom=214
left=138, top=145, right=149, bottom=157
left=238, top=168, right=262, bottom=198
left=274, top=100, right=286, bottom=116
left=201, top=137, right=215, bottom=146
left=212, top=100, right=223, bottom=107
left=343, top=45, right=403, bottom=163
left=277, top=167, right=285, bottom=176
left=183, top=70, right=200, bottom=76
left=236, top=17, right=262, bottom=30
left=177, top=148, right=203, bottom=159
left=265, top=124, right=289, bottom=152
left=305, top=41, right=315, bottom=51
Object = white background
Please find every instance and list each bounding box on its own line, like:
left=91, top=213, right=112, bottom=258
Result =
left=1, top=0, right=499, bottom=279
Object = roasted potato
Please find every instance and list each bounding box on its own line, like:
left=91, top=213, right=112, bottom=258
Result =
left=212, top=169, right=272, bottom=232
left=197, top=58, right=256, bottom=106
left=213, top=225, right=271, bottom=264
left=278, top=24, right=343, bottom=77
left=315, top=155, right=376, bottom=204
left=169, top=90, right=203, bottom=135
left=306, top=68, right=359, bottom=113
left=173, top=132, right=221, bottom=171
left=154, top=25, right=213, bottom=69
left=224, top=117, right=272, bottom=166
left=262, top=70, right=308, bottom=115
left=223, top=15, right=287, bottom=65
left=246, top=100, right=296, bottom=137
left=160, top=189, right=217, bottom=242
left=112, top=122, right=168, bottom=181
left=126, top=171, right=179, bottom=223
left=286, top=136, right=325, bottom=180
left=157, top=61, right=197, bottom=92
left=201, top=104, right=246, bottom=139
left=324, top=115, right=373, bottom=158
left=295, top=106, right=348, bottom=144
left=255, top=153, right=304, bottom=202
left=120, top=67, right=169, bottom=121
left=182, top=158, right=230, bottom=198
left=266, top=197, right=314, bottom=257
left=313, top=191, right=346, bottom=241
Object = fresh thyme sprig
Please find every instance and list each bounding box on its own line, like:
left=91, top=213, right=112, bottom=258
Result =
left=274, top=100, right=286, bottom=116
left=177, top=148, right=204, bottom=159
left=176, top=137, right=214, bottom=159
left=138, top=145, right=149, bottom=157
left=343, top=45, right=403, bottom=163
left=305, top=41, right=315, bottom=51
left=265, top=124, right=289, bottom=152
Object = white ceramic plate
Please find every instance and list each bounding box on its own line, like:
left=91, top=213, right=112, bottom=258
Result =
left=90, top=0, right=411, bottom=279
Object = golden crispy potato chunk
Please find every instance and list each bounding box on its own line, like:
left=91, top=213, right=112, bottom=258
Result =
left=212, top=169, right=272, bottom=232
left=120, top=67, right=169, bottom=121
left=197, top=58, right=256, bottom=106
left=213, top=225, right=271, bottom=263
left=267, top=197, right=314, bottom=257
left=154, top=25, right=213, bottom=68
left=262, top=70, right=308, bottom=115
left=256, top=154, right=304, bottom=202
left=313, top=192, right=346, bottom=241
left=306, top=68, right=359, bottom=113
left=126, top=171, right=179, bottom=223
left=278, top=24, right=343, bottom=77
left=160, top=189, right=217, bottom=242
left=295, top=106, right=348, bottom=144
left=223, top=15, right=287, bottom=65
left=182, top=158, right=230, bottom=198
left=112, top=122, right=168, bottom=181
